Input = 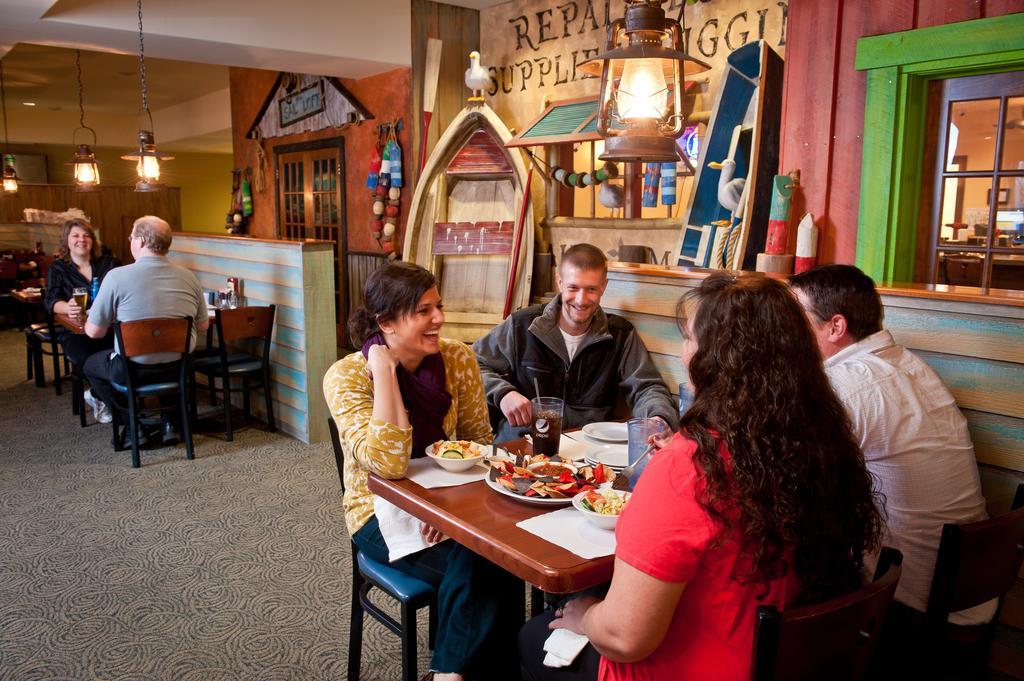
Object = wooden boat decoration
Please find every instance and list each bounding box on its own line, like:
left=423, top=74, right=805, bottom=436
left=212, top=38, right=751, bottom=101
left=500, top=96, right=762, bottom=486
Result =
left=403, top=101, right=534, bottom=343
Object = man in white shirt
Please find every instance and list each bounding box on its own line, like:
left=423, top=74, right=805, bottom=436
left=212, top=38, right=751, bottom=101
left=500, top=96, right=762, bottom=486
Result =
left=790, top=264, right=994, bottom=673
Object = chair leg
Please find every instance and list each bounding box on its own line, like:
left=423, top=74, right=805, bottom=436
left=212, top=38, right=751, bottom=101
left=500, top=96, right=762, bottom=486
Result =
left=180, top=389, right=195, bottom=461
left=348, top=557, right=366, bottom=681
left=32, top=341, right=45, bottom=388
left=209, top=377, right=218, bottom=406
left=111, top=409, right=123, bottom=451
left=242, top=376, right=251, bottom=420
left=127, top=395, right=141, bottom=468
left=263, top=367, right=276, bottom=433
left=400, top=601, right=419, bottom=681
left=25, top=340, right=33, bottom=380
left=50, top=346, right=62, bottom=396
left=223, top=376, right=233, bottom=442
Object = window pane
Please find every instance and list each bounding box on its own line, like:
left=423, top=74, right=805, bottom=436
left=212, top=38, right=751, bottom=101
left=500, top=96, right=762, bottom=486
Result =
left=995, top=176, right=1024, bottom=249
left=938, top=252, right=985, bottom=287
left=937, top=177, right=992, bottom=247
left=946, top=99, right=999, bottom=172
left=1002, top=96, right=1024, bottom=171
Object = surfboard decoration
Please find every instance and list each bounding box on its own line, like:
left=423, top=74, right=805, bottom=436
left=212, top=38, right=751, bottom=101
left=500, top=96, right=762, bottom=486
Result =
left=675, top=40, right=783, bottom=270
left=402, top=101, right=533, bottom=343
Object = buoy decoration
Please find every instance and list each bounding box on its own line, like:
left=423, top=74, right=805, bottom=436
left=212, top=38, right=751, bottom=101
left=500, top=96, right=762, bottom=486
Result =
left=550, top=161, right=619, bottom=191
left=368, top=121, right=404, bottom=259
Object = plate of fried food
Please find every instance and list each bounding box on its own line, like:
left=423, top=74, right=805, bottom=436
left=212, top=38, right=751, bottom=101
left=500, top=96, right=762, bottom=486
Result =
left=425, top=440, right=487, bottom=472
left=484, top=454, right=616, bottom=506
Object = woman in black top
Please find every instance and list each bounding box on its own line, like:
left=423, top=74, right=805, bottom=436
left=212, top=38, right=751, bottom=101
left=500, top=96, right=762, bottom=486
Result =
left=44, top=219, right=120, bottom=367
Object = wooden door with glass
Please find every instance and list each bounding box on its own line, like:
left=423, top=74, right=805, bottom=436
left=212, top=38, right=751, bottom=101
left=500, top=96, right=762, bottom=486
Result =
left=929, top=71, right=1024, bottom=291
left=276, top=139, right=347, bottom=343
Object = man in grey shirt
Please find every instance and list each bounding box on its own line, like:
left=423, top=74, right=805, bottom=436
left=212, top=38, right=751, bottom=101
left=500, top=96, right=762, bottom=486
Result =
left=83, top=215, right=209, bottom=447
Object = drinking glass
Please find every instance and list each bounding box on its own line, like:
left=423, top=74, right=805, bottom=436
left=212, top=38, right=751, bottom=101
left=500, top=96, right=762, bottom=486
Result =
left=530, top=397, right=564, bottom=457
left=72, top=287, right=88, bottom=312
left=627, top=417, right=670, bottom=488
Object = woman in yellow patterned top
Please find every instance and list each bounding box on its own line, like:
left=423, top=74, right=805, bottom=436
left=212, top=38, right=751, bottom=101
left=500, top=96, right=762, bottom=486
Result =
left=323, top=262, right=522, bottom=681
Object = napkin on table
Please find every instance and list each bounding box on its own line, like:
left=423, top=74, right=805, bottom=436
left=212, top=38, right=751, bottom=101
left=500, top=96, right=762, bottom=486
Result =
left=516, top=506, right=616, bottom=559
left=403, top=457, right=485, bottom=489
left=543, top=628, right=590, bottom=667
left=372, top=495, right=448, bottom=562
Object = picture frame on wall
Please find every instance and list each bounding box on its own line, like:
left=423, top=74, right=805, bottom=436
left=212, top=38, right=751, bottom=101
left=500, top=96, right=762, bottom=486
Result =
left=987, top=187, right=1011, bottom=206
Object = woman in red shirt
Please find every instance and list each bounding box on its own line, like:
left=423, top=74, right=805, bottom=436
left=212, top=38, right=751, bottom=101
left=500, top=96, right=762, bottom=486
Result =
left=519, top=273, right=882, bottom=681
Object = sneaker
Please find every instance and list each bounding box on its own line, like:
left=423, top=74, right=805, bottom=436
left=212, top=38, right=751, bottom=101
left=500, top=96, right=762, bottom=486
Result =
left=84, top=389, right=113, bottom=424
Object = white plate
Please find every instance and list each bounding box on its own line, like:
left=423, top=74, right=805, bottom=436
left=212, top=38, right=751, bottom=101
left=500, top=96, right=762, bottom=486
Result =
left=584, top=444, right=628, bottom=468
left=484, top=473, right=575, bottom=506
left=581, top=422, right=628, bottom=443
left=425, top=441, right=487, bottom=472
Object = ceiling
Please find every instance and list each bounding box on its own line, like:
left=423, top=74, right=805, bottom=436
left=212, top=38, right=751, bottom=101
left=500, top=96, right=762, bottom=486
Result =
left=0, top=0, right=509, bottom=154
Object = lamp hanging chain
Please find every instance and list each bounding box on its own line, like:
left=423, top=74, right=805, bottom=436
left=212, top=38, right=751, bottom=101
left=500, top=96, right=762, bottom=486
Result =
left=76, top=49, right=87, bottom=129
left=0, top=60, right=9, bottom=152
left=137, top=0, right=149, bottom=114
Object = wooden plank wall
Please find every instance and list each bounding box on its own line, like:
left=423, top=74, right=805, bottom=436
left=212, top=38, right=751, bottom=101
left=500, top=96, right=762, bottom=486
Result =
left=410, top=0, right=481, bottom=191
left=602, top=266, right=1024, bottom=678
left=778, top=0, right=1023, bottom=266
left=0, top=185, right=181, bottom=264
left=167, top=234, right=337, bottom=444
left=0, top=223, right=63, bottom=254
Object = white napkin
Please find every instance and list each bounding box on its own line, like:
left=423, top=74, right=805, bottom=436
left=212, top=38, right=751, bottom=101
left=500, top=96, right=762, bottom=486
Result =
left=543, top=628, right=590, bottom=667
left=404, top=457, right=484, bottom=489
left=555, top=435, right=590, bottom=462
left=372, top=496, right=447, bottom=562
left=516, top=506, right=617, bottom=559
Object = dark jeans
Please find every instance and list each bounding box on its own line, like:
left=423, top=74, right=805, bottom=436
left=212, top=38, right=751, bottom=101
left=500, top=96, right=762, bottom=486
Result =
left=352, top=515, right=524, bottom=679
left=83, top=350, right=182, bottom=426
left=60, top=332, right=113, bottom=369
left=519, top=611, right=600, bottom=681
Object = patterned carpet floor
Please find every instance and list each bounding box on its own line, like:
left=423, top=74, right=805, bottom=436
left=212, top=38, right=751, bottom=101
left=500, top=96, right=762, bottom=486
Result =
left=0, top=329, right=432, bottom=680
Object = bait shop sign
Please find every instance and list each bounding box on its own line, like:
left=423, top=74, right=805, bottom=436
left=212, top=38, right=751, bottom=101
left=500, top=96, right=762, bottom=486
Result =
left=480, top=0, right=788, bottom=132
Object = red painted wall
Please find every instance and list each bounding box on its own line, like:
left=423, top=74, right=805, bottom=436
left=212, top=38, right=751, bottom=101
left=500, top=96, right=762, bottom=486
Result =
left=778, top=0, right=1023, bottom=265
left=229, top=66, right=412, bottom=253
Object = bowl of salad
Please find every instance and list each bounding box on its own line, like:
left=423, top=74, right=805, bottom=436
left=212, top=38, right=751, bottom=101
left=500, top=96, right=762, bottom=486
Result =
left=425, top=440, right=486, bottom=472
left=572, top=488, right=630, bottom=530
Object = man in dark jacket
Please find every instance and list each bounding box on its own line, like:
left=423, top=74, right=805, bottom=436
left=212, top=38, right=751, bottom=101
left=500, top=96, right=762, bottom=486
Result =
left=473, top=243, right=676, bottom=441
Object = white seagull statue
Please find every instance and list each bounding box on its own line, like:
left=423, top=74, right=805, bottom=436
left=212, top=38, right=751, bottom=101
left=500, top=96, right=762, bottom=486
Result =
left=465, top=51, right=489, bottom=101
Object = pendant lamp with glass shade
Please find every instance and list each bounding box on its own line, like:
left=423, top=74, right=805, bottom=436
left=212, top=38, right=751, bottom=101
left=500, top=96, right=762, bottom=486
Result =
left=579, top=0, right=710, bottom=163
left=68, top=50, right=101, bottom=191
left=121, top=0, right=173, bottom=192
left=0, top=59, right=19, bottom=194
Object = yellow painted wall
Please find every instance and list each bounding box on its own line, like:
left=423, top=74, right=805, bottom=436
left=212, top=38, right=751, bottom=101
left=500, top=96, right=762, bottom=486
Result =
left=6, top=143, right=232, bottom=234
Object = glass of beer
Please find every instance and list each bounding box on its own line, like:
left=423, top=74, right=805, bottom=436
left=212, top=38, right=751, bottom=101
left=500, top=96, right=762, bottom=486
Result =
left=72, top=287, right=88, bottom=313
left=530, top=397, right=564, bottom=457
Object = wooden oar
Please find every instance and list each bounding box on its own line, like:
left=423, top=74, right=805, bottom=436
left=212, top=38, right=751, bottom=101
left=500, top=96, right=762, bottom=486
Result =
left=419, top=38, right=443, bottom=174
left=502, top=164, right=534, bottom=319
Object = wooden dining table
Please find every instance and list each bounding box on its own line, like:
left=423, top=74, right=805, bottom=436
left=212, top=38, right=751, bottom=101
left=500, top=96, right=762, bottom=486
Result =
left=367, top=438, right=615, bottom=597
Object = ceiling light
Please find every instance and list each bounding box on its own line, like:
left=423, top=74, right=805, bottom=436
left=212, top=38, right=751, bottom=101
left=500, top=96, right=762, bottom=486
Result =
left=22, top=102, right=35, bottom=107
left=120, top=0, right=172, bottom=192
left=68, top=50, right=101, bottom=192
left=0, top=60, right=18, bottom=194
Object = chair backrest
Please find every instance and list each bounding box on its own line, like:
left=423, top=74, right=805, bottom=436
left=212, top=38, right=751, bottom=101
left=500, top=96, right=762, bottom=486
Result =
left=926, top=504, right=1024, bottom=622
left=36, top=255, right=54, bottom=278
left=115, top=317, right=192, bottom=359
left=18, top=277, right=45, bottom=289
left=218, top=305, right=276, bottom=344
left=750, top=548, right=903, bottom=681
left=327, top=418, right=346, bottom=493
left=0, top=260, right=16, bottom=279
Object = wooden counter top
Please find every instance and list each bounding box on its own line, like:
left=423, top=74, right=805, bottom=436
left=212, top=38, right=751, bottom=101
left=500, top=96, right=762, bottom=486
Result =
left=605, top=263, right=1024, bottom=308
left=174, top=232, right=334, bottom=248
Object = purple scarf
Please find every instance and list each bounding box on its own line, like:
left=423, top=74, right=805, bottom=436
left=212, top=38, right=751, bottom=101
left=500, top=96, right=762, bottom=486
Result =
left=361, top=333, right=452, bottom=459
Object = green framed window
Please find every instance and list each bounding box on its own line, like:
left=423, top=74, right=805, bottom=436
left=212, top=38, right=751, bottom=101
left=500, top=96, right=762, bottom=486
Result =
left=855, top=13, right=1024, bottom=284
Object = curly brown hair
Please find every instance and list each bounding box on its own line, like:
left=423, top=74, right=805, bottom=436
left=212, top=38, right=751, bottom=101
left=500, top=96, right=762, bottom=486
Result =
left=678, top=273, right=881, bottom=605
left=57, top=218, right=101, bottom=263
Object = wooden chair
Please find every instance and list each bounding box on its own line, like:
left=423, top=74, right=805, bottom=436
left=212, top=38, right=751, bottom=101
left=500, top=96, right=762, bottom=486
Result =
left=327, top=418, right=437, bottom=681
left=110, top=317, right=195, bottom=468
left=920, top=490, right=1024, bottom=680
left=24, top=312, right=68, bottom=393
left=750, top=547, right=903, bottom=681
left=192, top=305, right=276, bottom=441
